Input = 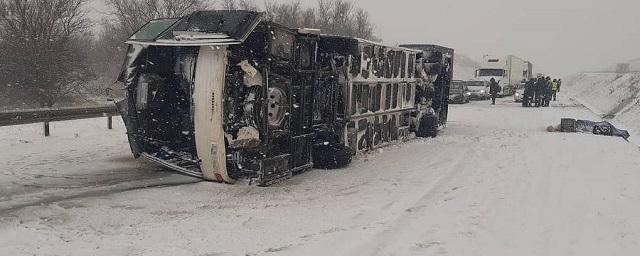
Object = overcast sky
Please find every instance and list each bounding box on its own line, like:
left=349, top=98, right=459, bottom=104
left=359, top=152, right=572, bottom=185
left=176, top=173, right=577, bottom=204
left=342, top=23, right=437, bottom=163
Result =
left=364, top=0, right=640, bottom=77
left=90, top=0, right=639, bottom=77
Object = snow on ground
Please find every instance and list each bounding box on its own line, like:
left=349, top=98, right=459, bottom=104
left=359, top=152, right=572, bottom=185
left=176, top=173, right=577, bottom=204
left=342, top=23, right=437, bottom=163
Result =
left=0, top=117, right=200, bottom=213
left=2, top=96, right=640, bottom=256
left=564, top=72, right=640, bottom=143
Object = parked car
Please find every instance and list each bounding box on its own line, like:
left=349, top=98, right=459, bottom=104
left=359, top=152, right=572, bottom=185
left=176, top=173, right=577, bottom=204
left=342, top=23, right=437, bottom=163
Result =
left=465, top=80, right=489, bottom=100
left=449, top=80, right=470, bottom=104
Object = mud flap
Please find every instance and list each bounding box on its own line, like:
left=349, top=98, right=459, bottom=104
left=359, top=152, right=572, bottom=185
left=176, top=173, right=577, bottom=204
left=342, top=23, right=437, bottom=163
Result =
left=193, top=46, right=232, bottom=183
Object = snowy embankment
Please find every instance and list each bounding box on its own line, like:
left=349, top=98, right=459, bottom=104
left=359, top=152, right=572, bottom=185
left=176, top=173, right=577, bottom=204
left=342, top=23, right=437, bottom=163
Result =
left=2, top=97, right=640, bottom=255
left=564, top=72, right=640, bottom=142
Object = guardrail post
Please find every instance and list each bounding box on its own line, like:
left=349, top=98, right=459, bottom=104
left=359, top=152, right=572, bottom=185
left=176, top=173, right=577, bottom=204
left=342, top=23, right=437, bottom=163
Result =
left=107, top=115, right=113, bottom=130
left=44, top=122, right=50, bottom=137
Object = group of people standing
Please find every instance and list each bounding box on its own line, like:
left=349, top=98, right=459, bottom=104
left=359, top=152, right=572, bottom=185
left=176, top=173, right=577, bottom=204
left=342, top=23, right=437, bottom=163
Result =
left=522, top=77, right=561, bottom=107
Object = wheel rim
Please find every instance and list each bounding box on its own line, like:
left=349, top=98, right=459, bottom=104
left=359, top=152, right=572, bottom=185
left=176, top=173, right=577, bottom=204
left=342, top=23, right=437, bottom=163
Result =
left=267, top=87, right=287, bottom=128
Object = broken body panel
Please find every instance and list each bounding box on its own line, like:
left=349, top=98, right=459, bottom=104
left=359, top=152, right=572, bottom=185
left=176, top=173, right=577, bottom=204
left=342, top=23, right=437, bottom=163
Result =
left=117, top=10, right=453, bottom=185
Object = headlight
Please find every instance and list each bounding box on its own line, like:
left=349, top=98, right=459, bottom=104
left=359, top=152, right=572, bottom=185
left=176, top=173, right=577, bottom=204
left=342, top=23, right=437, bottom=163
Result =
left=480, top=90, right=485, bottom=94
left=515, top=93, right=520, bottom=97
left=465, top=92, right=471, bottom=96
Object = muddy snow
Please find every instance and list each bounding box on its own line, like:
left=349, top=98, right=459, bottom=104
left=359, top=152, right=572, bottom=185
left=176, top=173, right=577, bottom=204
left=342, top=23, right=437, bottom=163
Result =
left=2, top=95, right=640, bottom=256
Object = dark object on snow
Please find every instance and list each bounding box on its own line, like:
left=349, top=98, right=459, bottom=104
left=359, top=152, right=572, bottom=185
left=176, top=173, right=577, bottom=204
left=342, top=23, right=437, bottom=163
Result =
left=560, top=118, right=631, bottom=140
left=416, top=114, right=439, bottom=138
left=312, top=143, right=353, bottom=169
left=560, top=118, right=577, bottom=132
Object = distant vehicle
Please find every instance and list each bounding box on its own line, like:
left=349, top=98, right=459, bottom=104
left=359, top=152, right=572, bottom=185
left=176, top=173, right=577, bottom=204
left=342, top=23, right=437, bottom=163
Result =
left=465, top=80, right=489, bottom=100
left=475, top=55, right=528, bottom=96
left=449, top=80, right=470, bottom=104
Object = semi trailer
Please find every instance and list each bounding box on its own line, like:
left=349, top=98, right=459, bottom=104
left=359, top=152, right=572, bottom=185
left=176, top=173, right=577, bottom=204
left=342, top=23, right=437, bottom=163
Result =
left=475, top=55, right=527, bottom=96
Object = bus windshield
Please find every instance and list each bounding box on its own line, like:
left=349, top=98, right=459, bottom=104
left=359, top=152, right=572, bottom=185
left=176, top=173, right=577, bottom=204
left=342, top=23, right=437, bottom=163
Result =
left=466, top=81, right=486, bottom=87
left=450, top=82, right=464, bottom=93
left=478, top=69, right=505, bottom=77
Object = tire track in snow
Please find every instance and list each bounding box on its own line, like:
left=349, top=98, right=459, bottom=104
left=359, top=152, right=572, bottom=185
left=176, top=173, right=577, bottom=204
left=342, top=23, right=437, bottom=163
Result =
left=343, top=145, right=478, bottom=256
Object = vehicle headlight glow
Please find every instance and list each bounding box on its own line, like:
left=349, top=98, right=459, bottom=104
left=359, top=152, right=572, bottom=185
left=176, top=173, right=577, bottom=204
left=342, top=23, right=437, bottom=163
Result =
left=465, top=92, right=471, bottom=96
left=480, top=90, right=485, bottom=94
left=515, top=93, right=520, bottom=96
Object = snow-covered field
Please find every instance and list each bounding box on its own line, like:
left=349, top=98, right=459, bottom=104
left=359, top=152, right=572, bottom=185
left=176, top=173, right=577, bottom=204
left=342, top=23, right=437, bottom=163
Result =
left=2, top=96, right=640, bottom=256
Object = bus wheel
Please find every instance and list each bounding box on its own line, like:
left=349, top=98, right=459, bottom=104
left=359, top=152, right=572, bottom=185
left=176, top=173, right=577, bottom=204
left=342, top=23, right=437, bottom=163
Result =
left=313, top=143, right=353, bottom=169
left=416, top=115, right=438, bottom=138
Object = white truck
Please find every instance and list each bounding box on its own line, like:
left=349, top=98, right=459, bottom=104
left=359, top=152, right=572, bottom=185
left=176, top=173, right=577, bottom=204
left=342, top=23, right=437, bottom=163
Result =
left=475, top=55, right=527, bottom=96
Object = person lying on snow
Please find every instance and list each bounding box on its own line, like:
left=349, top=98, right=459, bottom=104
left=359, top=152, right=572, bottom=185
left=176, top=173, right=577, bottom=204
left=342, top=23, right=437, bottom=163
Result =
left=547, top=119, right=631, bottom=141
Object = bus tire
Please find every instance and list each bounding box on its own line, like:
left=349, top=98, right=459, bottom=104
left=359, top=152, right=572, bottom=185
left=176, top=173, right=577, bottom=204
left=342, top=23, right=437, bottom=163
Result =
left=416, top=115, right=438, bottom=138
left=313, top=143, right=353, bottom=169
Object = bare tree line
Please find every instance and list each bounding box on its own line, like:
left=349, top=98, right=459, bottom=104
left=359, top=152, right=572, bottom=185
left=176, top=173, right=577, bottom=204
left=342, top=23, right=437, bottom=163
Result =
left=0, top=0, right=94, bottom=107
left=0, top=0, right=377, bottom=108
left=260, top=0, right=376, bottom=40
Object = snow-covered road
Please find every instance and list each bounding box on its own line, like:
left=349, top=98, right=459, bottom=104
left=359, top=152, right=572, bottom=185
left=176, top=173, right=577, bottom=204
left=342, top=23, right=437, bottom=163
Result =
left=0, top=118, right=200, bottom=215
left=1, top=96, right=640, bottom=256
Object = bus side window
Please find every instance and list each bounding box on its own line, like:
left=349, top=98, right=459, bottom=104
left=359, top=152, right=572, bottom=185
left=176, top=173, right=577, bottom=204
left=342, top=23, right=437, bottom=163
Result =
left=408, top=54, right=416, bottom=79
left=361, top=84, right=370, bottom=113
left=393, top=50, right=401, bottom=78
left=392, top=83, right=399, bottom=109
left=385, top=50, right=393, bottom=79
left=374, top=84, right=383, bottom=112
left=411, top=84, right=417, bottom=107
left=385, top=84, right=392, bottom=110
left=405, top=83, right=412, bottom=106
left=399, top=84, right=405, bottom=108
left=348, top=84, right=358, bottom=115
left=400, top=52, right=406, bottom=79
left=352, top=84, right=359, bottom=115
left=362, top=46, right=372, bottom=79
left=369, top=86, right=375, bottom=112
left=350, top=55, right=361, bottom=77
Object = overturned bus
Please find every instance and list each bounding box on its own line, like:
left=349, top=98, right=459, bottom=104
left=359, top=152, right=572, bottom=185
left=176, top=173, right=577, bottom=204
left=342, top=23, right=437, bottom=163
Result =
left=116, top=10, right=452, bottom=186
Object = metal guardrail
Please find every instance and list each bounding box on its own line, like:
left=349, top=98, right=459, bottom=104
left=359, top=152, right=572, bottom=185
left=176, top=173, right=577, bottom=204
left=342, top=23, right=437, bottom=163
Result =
left=581, top=71, right=640, bottom=74
left=0, top=105, right=119, bottom=136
